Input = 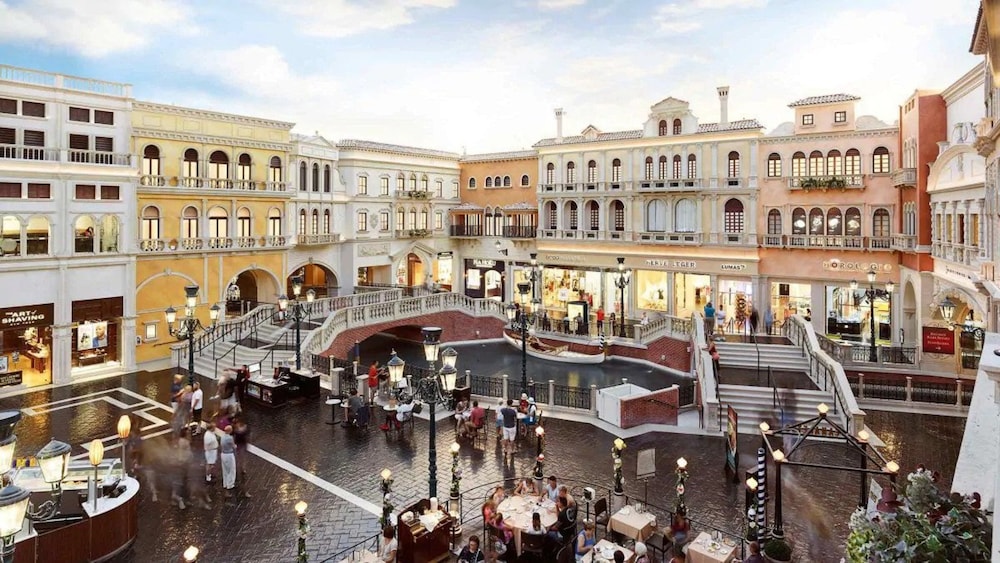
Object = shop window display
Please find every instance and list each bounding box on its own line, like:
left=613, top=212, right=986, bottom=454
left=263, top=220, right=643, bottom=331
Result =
left=771, top=283, right=811, bottom=327
left=673, top=273, right=711, bottom=318
left=541, top=268, right=601, bottom=323
left=0, top=304, right=53, bottom=388
left=637, top=270, right=669, bottom=312
left=825, top=286, right=889, bottom=343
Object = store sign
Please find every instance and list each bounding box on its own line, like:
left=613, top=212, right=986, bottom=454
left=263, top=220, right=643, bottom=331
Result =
left=922, top=326, right=955, bottom=355
left=822, top=260, right=893, bottom=273
left=720, top=264, right=747, bottom=271
left=542, top=254, right=587, bottom=264
left=437, top=251, right=453, bottom=258
left=472, top=259, right=497, bottom=268
left=0, top=304, right=53, bottom=330
left=645, top=259, right=697, bottom=269
left=0, top=371, right=22, bottom=387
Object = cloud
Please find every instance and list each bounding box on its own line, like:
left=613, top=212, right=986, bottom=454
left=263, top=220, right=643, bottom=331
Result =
left=184, top=45, right=339, bottom=103
left=275, top=0, right=455, bottom=38
left=0, top=0, right=194, bottom=58
left=537, top=0, right=586, bottom=10
left=654, top=0, right=767, bottom=34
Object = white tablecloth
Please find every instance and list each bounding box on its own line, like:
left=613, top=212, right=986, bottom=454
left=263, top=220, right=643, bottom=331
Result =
left=686, top=532, right=737, bottom=563
left=582, top=539, right=635, bottom=563
left=497, top=495, right=557, bottom=554
left=608, top=506, right=656, bottom=541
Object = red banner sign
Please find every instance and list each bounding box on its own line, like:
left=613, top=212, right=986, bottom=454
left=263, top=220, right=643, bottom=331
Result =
left=922, top=326, right=955, bottom=355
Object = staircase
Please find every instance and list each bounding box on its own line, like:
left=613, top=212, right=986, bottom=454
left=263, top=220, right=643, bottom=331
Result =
left=186, top=320, right=316, bottom=379
left=714, top=341, right=810, bottom=373
left=718, top=385, right=837, bottom=434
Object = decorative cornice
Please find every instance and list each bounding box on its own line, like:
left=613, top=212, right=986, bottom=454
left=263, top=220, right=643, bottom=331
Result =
left=133, top=129, right=291, bottom=152
left=135, top=101, right=295, bottom=130
left=460, top=149, right=538, bottom=163
left=759, top=128, right=897, bottom=144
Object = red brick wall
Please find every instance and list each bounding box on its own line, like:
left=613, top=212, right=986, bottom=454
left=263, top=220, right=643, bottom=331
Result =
left=620, top=387, right=679, bottom=428
left=527, top=332, right=691, bottom=373
left=325, top=312, right=507, bottom=358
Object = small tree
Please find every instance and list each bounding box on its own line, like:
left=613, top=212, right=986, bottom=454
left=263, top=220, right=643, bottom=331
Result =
left=847, top=465, right=991, bottom=562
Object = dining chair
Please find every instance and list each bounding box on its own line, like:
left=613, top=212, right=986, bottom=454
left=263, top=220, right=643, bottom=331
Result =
left=593, top=497, right=610, bottom=538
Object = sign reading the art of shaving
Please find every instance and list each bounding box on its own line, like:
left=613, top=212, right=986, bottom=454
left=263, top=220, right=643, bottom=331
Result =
left=0, top=304, right=53, bottom=330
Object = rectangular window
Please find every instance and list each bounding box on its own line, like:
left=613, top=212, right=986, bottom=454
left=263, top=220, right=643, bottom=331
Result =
left=69, top=107, right=90, bottom=122
left=767, top=157, right=782, bottom=178
left=0, top=128, right=13, bottom=145
left=0, top=183, right=20, bottom=198
left=419, top=210, right=428, bottom=230
left=834, top=111, right=847, bottom=123
left=69, top=134, right=89, bottom=163
left=142, top=217, right=160, bottom=240
left=872, top=152, right=890, bottom=174
left=22, top=130, right=44, bottom=147
left=972, top=214, right=980, bottom=246
left=396, top=177, right=404, bottom=192
left=268, top=216, right=281, bottom=237
left=27, top=183, right=50, bottom=198
left=408, top=177, right=416, bottom=190
left=144, top=324, right=157, bottom=341
left=421, top=178, right=428, bottom=191
left=100, top=185, right=120, bottom=200
left=957, top=215, right=966, bottom=245
left=435, top=180, right=443, bottom=197
left=0, top=98, right=15, bottom=114
left=358, top=211, right=368, bottom=231
left=379, top=211, right=390, bottom=231
left=945, top=215, right=953, bottom=242
left=239, top=216, right=252, bottom=238
left=75, top=184, right=97, bottom=199
left=358, top=176, right=368, bottom=195
left=801, top=114, right=814, bottom=126
left=434, top=212, right=443, bottom=230
left=95, top=136, right=113, bottom=152
left=94, top=110, right=114, bottom=125
left=21, top=101, right=44, bottom=118
left=380, top=177, right=389, bottom=196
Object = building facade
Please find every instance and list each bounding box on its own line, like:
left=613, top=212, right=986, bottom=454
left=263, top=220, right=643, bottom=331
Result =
left=336, top=140, right=460, bottom=294
left=0, top=66, right=137, bottom=387
left=132, top=102, right=293, bottom=367
left=758, top=95, right=900, bottom=342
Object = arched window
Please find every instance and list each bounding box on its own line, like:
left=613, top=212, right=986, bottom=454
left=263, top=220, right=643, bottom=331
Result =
left=237, top=153, right=252, bottom=188
left=727, top=151, right=740, bottom=178
left=269, top=156, right=283, bottom=183
left=826, top=150, right=842, bottom=176
left=25, top=216, right=49, bottom=255
left=485, top=176, right=493, bottom=188
left=658, top=120, right=668, bottom=136
left=209, top=151, right=229, bottom=188
left=421, top=176, right=428, bottom=192
left=322, top=209, right=330, bottom=234
left=208, top=207, right=228, bottom=239
left=687, top=154, right=697, bottom=179
left=324, top=165, right=331, bottom=192
left=642, top=157, right=652, bottom=180
left=408, top=208, right=417, bottom=229
left=546, top=162, right=555, bottom=184
left=566, top=161, right=576, bottom=183
left=396, top=207, right=405, bottom=229
left=675, top=198, right=696, bottom=232
left=585, top=200, right=599, bottom=230
left=299, top=162, right=307, bottom=191
left=808, top=150, right=824, bottom=176
left=182, top=206, right=199, bottom=238
left=673, top=118, right=682, bottom=135
left=142, top=145, right=161, bottom=179
left=311, top=209, right=319, bottom=235
left=724, top=199, right=744, bottom=233
left=0, top=216, right=20, bottom=255
left=872, top=208, right=890, bottom=237
left=845, top=207, right=862, bottom=236
left=484, top=207, right=494, bottom=236
left=827, top=207, right=843, bottom=235
left=357, top=210, right=368, bottom=232
left=791, top=207, right=806, bottom=235
left=469, top=177, right=477, bottom=189
left=520, top=175, right=530, bottom=187
left=74, top=216, right=95, bottom=253
left=611, top=200, right=625, bottom=232
left=141, top=206, right=160, bottom=240
left=587, top=160, right=597, bottom=183
left=767, top=153, right=782, bottom=177
left=311, top=163, right=320, bottom=192
left=409, top=174, right=417, bottom=191
left=502, top=175, right=511, bottom=187
left=298, top=209, right=307, bottom=235
left=238, top=207, right=252, bottom=238
left=545, top=201, right=557, bottom=229
left=845, top=148, right=861, bottom=178
left=420, top=209, right=429, bottom=230
left=672, top=155, right=682, bottom=179
left=767, top=209, right=782, bottom=235
left=268, top=208, right=282, bottom=237
left=791, top=151, right=806, bottom=177
left=872, top=146, right=890, bottom=174
left=183, top=149, right=200, bottom=187
left=659, top=156, right=668, bottom=179
left=808, top=208, right=824, bottom=236
left=494, top=176, right=501, bottom=187
left=611, top=158, right=621, bottom=182
left=646, top=200, right=667, bottom=232
left=100, top=216, right=119, bottom=253
left=567, top=201, right=578, bottom=229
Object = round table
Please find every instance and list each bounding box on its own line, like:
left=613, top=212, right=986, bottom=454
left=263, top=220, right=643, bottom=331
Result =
left=497, top=494, right=558, bottom=555
left=325, top=398, right=342, bottom=425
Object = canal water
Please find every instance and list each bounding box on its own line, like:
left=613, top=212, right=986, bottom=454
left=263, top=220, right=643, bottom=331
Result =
left=359, top=333, right=688, bottom=391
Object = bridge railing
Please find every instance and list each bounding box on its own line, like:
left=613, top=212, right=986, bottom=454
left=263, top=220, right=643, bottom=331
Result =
left=635, top=314, right=692, bottom=343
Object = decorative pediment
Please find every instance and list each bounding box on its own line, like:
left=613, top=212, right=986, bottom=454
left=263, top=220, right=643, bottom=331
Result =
left=581, top=124, right=601, bottom=140
left=649, top=97, right=690, bottom=115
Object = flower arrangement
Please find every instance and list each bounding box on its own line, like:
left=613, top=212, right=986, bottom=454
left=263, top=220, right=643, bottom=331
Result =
left=379, top=469, right=394, bottom=528
left=674, top=458, right=689, bottom=514
left=450, top=445, right=463, bottom=500
left=612, top=438, right=626, bottom=494
left=295, top=501, right=310, bottom=563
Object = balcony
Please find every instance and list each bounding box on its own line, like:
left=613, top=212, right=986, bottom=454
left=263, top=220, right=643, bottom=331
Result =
left=891, top=234, right=916, bottom=251
left=540, top=182, right=633, bottom=194
left=137, top=236, right=288, bottom=253
left=779, top=235, right=878, bottom=250
left=933, top=242, right=985, bottom=266
left=890, top=168, right=916, bottom=188
left=638, top=178, right=702, bottom=191
left=869, top=237, right=891, bottom=251
left=449, top=225, right=483, bottom=237
left=68, top=150, right=132, bottom=166
left=0, top=145, right=131, bottom=165
left=140, top=175, right=166, bottom=187
left=787, top=175, right=865, bottom=190
left=296, top=233, right=342, bottom=245
left=396, top=229, right=430, bottom=238
left=0, top=145, right=59, bottom=162
left=502, top=226, right=537, bottom=238
left=638, top=231, right=702, bottom=245
left=401, top=190, right=432, bottom=200
left=167, top=176, right=289, bottom=194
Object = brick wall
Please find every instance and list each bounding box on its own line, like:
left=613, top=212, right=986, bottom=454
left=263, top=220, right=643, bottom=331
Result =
left=324, top=312, right=507, bottom=358
left=531, top=332, right=692, bottom=373
left=620, top=387, right=679, bottom=428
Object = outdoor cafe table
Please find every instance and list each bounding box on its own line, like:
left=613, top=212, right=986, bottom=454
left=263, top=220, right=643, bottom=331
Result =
left=608, top=505, right=657, bottom=541
left=497, top=495, right=557, bottom=555
left=686, top=531, right=737, bottom=563
left=582, top=539, right=635, bottom=563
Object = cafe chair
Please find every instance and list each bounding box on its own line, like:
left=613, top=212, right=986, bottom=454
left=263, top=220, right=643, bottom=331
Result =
left=644, top=529, right=671, bottom=561
left=521, top=532, right=546, bottom=560
left=556, top=545, right=574, bottom=563
left=593, top=497, right=610, bottom=538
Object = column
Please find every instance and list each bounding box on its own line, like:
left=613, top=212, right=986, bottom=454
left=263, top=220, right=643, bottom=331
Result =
left=748, top=140, right=759, bottom=189
left=666, top=271, right=676, bottom=315
left=709, top=274, right=719, bottom=312
left=748, top=192, right=759, bottom=237
left=681, top=147, right=689, bottom=179
left=710, top=143, right=719, bottom=188
left=710, top=194, right=720, bottom=244
left=122, top=317, right=137, bottom=371
left=52, top=325, right=72, bottom=385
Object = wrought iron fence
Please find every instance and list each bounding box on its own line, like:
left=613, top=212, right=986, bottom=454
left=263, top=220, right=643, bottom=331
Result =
left=553, top=383, right=591, bottom=410
left=531, top=380, right=550, bottom=404
left=879, top=346, right=917, bottom=365
left=910, top=380, right=957, bottom=404
left=962, top=350, right=982, bottom=370
left=317, top=532, right=381, bottom=563
left=470, top=374, right=503, bottom=398
left=678, top=382, right=696, bottom=407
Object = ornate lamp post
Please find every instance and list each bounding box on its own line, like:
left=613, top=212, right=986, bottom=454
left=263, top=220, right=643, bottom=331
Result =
left=611, top=438, right=626, bottom=497
left=88, top=439, right=104, bottom=512
left=415, top=327, right=458, bottom=499
left=295, top=501, right=309, bottom=563
left=165, top=284, right=220, bottom=385
left=506, top=281, right=536, bottom=398
left=850, top=269, right=894, bottom=363
left=675, top=457, right=689, bottom=514
left=940, top=297, right=986, bottom=372
left=379, top=469, right=394, bottom=528
left=0, top=485, right=29, bottom=563
left=0, top=412, right=21, bottom=483
left=278, top=275, right=316, bottom=370
left=614, top=257, right=631, bottom=337
left=533, top=426, right=545, bottom=480
left=449, top=442, right=462, bottom=535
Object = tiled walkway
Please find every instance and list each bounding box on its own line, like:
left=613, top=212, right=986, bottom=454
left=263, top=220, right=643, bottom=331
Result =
left=0, top=369, right=966, bottom=562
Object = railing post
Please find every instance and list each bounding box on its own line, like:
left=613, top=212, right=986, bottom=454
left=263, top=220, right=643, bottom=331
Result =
left=905, top=376, right=913, bottom=403
left=590, top=384, right=598, bottom=416
left=465, top=369, right=471, bottom=389
left=956, top=379, right=963, bottom=407
left=548, top=380, right=555, bottom=407
left=502, top=374, right=509, bottom=400
left=858, top=373, right=865, bottom=399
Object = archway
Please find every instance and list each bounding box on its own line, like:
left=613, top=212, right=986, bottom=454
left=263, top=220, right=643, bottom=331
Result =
left=395, top=252, right=429, bottom=287
left=902, top=280, right=917, bottom=345
left=287, top=264, right=340, bottom=298
left=227, top=268, right=281, bottom=315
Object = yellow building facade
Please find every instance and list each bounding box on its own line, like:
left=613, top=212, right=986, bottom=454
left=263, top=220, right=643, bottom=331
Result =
left=131, top=102, right=294, bottom=366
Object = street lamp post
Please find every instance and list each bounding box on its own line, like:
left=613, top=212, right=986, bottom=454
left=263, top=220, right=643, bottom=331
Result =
left=416, top=327, right=458, bottom=499
left=939, top=297, right=986, bottom=373
left=507, top=282, right=535, bottom=398
left=278, top=275, right=316, bottom=371
left=614, top=257, right=631, bottom=338
left=165, top=284, right=221, bottom=386
left=117, top=415, right=131, bottom=476
left=533, top=426, right=545, bottom=480
left=295, top=501, right=309, bottom=563
left=0, top=484, right=29, bottom=563
left=850, top=269, right=894, bottom=363
left=88, top=439, right=103, bottom=512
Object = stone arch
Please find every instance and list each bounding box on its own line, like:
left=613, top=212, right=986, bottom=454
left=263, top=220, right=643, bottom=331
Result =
left=287, top=261, right=341, bottom=298
left=226, top=267, right=282, bottom=310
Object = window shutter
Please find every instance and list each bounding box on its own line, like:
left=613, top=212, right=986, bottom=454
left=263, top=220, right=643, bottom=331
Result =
left=94, top=110, right=114, bottom=125
left=0, top=128, right=14, bottom=145
left=0, top=183, right=20, bottom=198
left=69, top=107, right=90, bottom=122
left=94, top=136, right=113, bottom=152
left=0, top=99, right=15, bottom=115
left=21, top=101, right=45, bottom=117
left=69, top=134, right=89, bottom=149
left=75, top=185, right=97, bottom=200
left=100, top=185, right=120, bottom=200
left=27, top=183, right=50, bottom=198
left=22, top=130, right=44, bottom=146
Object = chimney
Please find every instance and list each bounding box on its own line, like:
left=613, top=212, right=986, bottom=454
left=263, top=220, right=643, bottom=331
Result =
left=717, top=86, right=729, bottom=127
left=555, top=108, right=565, bottom=142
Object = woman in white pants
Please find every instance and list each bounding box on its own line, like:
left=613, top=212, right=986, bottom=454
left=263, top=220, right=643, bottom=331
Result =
left=219, top=425, right=237, bottom=497
left=203, top=422, right=219, bottom=483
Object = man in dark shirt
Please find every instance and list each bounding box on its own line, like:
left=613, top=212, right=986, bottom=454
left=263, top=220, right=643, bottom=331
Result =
left=546, top=496, right=576, bottom=549
left=347, top=389, right=365, bottom=426
left=743, top=541, right=766, bottom=563
left=500, top=399, right=518, bottom=458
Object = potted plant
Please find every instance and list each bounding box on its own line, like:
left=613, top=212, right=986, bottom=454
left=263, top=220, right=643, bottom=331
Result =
left=763, top=538, right=792, bottom=562
left=800, top=177, right=818, bottom=189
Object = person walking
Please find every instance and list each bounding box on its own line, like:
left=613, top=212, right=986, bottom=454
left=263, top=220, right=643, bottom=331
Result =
left=749, top=306, right=760, bottom=336
left=203, top=422, right=218, bottom=483
left=232, top=416, right=251, bottom=498
left=170, top=374, right=184, bottom=411
left=219, top=425, right=237, bottom=498
left=500, top=399, right=518, bottom=459
left=595, top=306, right=605, bottom=333
left=170, top=434, right=191, bottom=510
left=716, top=306, right=727, bottom=335
left=764, top=308, right=774, bottom=335
left=703, top=302, right=716, bottom=336
left=190, top=382, right=204, bottom=435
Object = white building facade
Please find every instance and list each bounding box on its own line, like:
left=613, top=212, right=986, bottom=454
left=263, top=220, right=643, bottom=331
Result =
left=0, top=65, right=136, bottom=388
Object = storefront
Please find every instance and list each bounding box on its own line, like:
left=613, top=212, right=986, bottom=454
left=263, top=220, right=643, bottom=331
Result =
left=434, top=252, right=454, bottom=291
left=71, top=297, right=123, bottom=370
left=770, top=282, right=813, bottom=325
left=0, top=303, right=54, bottom=388
left=463, top=258, right=505, bottom=300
